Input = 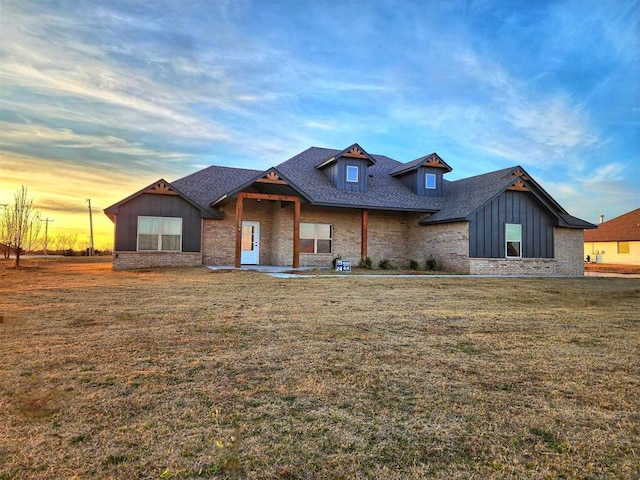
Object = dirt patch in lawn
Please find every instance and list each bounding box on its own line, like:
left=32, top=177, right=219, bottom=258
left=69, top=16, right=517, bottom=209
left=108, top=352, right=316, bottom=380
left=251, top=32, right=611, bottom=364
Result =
left=1, top=258, right=639, bottom=479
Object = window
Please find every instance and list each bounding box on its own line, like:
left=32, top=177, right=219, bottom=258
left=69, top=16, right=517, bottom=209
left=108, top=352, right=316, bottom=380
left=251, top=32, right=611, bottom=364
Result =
left=346, top=165, right=359, bottom=183
left=505, top=223, right=521, bottom=258
left=300, top=223, right=333, bottom=254
left=425, top=173, right=436, bottom=190
left=618, top=241, right=630, bottom=254
left=138, top=216, right=182, bottom=251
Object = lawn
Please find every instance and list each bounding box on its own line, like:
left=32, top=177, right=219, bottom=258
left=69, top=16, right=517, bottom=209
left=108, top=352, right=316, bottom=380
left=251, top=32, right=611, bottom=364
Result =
left=1, top=258, right=639, bottom=479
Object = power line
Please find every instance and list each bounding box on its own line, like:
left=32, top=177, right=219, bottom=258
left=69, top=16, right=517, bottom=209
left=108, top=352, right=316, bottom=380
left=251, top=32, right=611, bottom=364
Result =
left=86, top=198, right=94, bottom=256
left=40, top=217, right=54, bottom=255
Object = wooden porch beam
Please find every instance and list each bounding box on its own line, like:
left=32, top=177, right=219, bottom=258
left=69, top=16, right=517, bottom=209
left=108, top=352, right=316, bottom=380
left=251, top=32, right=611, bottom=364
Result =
left=234, top=193, right=245, bottom=268
left=361, top=209, right=368, bottom=260
left=293, top=199, right=300, bottom=268
left=239, top=192, right=299, bottom=203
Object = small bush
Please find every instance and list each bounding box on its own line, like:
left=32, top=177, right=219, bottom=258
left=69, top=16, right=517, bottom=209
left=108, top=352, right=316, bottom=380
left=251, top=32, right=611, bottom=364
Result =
left=358, top=256, right=372, bottom=269
left=378, top=258, right=393, bottom=270
left=408, top=259, right=419, bottom=270
left=425, top=255, right=437, bottom=271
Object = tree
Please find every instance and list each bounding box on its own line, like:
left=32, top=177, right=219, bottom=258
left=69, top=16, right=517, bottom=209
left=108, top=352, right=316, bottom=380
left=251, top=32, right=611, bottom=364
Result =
left=2, top=186, right=41, bottom=267
left=52, top=233, right=78, bottom=255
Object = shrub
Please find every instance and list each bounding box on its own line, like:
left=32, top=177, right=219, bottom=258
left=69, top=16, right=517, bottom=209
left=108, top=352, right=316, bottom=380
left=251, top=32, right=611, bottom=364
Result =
left=378, top=258, right=393, bottom=270
left=425, top=254, right=436, bottom=271
left=358, top=256, right=372, bottom=269
left=408, top=259, right=419, bottom=270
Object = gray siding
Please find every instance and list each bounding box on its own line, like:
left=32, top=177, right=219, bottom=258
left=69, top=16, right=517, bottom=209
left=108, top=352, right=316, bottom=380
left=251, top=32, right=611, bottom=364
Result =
left=417, top=167, right=444, bottom=197
left=468, top=190, right=555, bottom=258
left=115, top=193, right=202, bottom=252
left=393, top=167, right=443, bottom=196
left=322, top=157, right=369, bottom=192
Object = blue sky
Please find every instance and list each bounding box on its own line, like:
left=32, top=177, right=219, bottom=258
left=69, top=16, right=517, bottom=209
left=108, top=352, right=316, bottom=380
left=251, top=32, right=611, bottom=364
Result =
left=1, top=0, right=638, bottom=247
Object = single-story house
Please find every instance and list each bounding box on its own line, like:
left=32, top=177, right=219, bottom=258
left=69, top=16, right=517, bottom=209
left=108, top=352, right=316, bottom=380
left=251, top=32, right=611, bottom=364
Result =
left=584, top=208, right=640, bottom=265
left=105, top=143, right=595, bottom=275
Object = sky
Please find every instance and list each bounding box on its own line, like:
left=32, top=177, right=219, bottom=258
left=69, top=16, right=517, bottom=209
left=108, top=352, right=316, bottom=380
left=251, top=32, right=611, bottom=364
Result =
left=1, top=0, right=638, bottom=250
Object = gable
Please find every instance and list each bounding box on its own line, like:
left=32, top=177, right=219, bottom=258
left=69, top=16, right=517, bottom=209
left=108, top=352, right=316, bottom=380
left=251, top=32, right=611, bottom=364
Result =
left=104, top=179, right=221, bottom=221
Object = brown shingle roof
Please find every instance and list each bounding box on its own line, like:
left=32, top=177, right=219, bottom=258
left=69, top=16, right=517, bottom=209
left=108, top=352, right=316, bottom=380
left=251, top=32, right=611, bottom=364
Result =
left=584, top=208, right=640, bottom=242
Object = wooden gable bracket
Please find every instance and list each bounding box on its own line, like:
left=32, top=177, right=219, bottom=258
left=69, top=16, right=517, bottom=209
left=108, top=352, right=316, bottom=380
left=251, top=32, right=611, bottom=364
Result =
left=510, top=168, right=529, bottom=180
left=256, top=171, right=288, bottom=185
left=342, top=146, right=367, bottom=159
left=508, top=180, right=530, bottom=192
left=146, top=182, right=178, bottom=195
left=423, top=156, right=447, bottom=169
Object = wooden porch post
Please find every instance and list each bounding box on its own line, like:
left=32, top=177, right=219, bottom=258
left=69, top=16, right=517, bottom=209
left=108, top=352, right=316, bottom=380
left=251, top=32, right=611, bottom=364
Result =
left=234, top=193, right=245, bottom=268
left=361, top=209, right=368, bottom=260
left=293, top=199, right=300, bottom=268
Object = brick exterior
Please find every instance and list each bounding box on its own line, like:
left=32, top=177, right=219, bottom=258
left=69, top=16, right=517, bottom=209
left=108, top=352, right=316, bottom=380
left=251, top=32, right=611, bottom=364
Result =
left=112, top=199, right=585, bottom=276
left=407, top=220, right=470, bottom=273
left=554, top=227, right=584, bottom=276
left=112, top=251, right=202, bottom=270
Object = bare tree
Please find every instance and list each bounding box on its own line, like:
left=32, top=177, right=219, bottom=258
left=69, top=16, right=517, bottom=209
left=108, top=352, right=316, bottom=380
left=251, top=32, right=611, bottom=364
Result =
left=61, top=233, right=77, bottom=254
left=3, top=186, right=41, bottom=267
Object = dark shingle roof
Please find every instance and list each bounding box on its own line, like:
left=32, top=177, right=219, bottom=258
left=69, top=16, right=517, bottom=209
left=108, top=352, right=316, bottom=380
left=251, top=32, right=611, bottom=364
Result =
left=172, top=165, right=262, bottom=208
left=162, top=145, right=592, bottom=228
left=390, top=153, right=453, bottom=176
left=276, top=147, right=443, bottom=211
left=584, top=208, right=640, bottom=241
left=421, top=167, right=516, bottom=223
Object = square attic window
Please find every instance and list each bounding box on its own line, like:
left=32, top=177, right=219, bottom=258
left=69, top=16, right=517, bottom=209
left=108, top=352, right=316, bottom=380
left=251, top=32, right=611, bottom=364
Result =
left=346, top=165, right=359, bottom=183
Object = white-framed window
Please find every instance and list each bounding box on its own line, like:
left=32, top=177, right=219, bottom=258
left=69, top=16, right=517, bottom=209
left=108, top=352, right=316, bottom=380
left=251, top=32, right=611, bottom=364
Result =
left=300, top=223, right=333, bottom=254
left=425, top=173, right=436, bottom=190
left=346, top=165, right=359, bottom=183
left=505, top=223, right=522, bottom=258
left=137, top=216, right=182, bottom=251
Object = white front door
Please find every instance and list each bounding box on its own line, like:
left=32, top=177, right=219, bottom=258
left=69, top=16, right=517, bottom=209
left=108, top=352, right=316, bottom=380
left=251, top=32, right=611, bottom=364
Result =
left=241, top=221, right=260, bottom=265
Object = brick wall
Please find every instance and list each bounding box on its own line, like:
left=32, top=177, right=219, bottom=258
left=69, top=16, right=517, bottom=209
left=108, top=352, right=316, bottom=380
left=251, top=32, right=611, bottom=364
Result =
left=469, top=258, right=557, bottom=275
left=408, top=221, right=471, bottom=273
left=112, top=251, right=202, bottom=270
left=202, top=199, right=276, bottom=265
left=554, top=227, right=584, bottom=276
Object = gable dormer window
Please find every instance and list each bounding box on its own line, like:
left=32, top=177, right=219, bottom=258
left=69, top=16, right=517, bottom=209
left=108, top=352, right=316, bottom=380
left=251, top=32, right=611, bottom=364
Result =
left=346, top=165, right=359, bottom=183
left=425, top=173, right=436, bottom=190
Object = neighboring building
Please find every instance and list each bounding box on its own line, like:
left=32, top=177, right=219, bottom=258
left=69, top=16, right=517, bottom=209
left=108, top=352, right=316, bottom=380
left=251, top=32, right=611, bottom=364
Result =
left=104, top=143, right=595, bottom=275
left=584, top=208, right=640, bottom=265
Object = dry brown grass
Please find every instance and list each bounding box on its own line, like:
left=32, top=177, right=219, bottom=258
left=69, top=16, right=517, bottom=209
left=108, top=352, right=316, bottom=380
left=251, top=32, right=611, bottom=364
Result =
left=1, top=257, right=639, bottom=479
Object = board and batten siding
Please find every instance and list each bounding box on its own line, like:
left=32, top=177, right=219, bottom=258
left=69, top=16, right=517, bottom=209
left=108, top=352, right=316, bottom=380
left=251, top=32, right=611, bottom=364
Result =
left=323, top=158, right=369, bottom=192
left=468, top=190, right=555, bottom=258
left=392, top=167, right=444, bottom=197
left=114, top=193, right=202, bottom=252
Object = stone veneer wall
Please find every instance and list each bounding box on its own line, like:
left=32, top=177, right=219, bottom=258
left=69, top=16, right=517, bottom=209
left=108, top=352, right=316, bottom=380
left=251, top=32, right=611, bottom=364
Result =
left=112, top=252, right=202, bottom=270
left=468, top=258, right=557, bottom=275
left=407, top=220, right=471, bottom=273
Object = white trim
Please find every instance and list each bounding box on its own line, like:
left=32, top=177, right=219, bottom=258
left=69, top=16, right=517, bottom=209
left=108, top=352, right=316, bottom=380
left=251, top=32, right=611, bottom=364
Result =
left=346, top=165, right=359, bottom=183
left=505, top=223, right=522, bottom=258
left=241, top=221, right=260, bottom=264
left=425, top=173, right=436, bottom=190
left=137, top=216, right=182, bottom=252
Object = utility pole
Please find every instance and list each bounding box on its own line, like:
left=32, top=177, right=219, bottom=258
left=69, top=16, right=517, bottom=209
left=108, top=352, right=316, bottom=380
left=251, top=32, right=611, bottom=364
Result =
left=86, top=198, right=94, bottom=256
left=40, top=217, right=54, bottom=255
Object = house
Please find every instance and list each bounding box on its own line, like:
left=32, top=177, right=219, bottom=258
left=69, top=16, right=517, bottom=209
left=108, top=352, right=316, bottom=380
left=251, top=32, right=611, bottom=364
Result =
left=104, top=143, right=595, bottom=275
left=584, top=208, right=640, bottom=265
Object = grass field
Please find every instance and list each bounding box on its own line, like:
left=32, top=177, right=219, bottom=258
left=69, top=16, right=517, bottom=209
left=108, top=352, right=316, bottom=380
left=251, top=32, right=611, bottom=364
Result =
left=1, top=258, right=639, bottom=479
